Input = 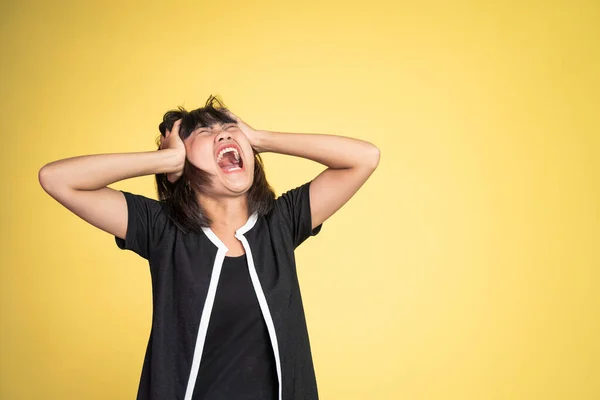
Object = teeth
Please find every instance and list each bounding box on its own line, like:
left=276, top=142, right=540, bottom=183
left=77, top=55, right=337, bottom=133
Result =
left=216, top=147, right=240, bottom=163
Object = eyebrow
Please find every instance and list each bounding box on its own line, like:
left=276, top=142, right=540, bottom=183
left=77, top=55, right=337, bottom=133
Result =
left=194, top=123, right=236, bottom=132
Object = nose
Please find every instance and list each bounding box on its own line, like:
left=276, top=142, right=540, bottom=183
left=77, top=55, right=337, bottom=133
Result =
left=215, top=129, right=232, bottom=143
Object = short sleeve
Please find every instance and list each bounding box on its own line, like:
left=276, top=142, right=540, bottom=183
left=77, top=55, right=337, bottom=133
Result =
left=114, top=190, right=167, bottom=260
left=274, top=180, right=322, bottom=248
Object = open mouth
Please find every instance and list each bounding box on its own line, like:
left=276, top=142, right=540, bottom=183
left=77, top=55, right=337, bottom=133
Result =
left=216, top=145, right=244, bottom=172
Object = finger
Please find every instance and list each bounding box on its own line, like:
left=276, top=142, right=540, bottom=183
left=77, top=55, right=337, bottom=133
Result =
left=172, top=119, right=182, bottom=135
left=165, top=119, right=180, bottom=137
left=226, top=110, right=238, bottom=121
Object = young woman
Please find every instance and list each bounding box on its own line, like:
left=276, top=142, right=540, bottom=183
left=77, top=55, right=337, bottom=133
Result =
left=39, top=95, right=380, bottom=400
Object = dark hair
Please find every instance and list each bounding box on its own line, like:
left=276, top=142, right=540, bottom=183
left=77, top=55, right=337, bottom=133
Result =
left=155, top=95, right=275, bottom=233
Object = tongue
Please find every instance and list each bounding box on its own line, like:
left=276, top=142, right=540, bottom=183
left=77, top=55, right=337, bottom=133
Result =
left=218, top=152, right=240, bottom=169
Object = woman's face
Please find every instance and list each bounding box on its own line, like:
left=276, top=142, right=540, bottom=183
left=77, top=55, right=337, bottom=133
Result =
left=184, top=122, right=255, bottom=196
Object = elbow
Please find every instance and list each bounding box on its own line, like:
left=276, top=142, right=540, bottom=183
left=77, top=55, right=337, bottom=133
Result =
left=38, top=165, right=51, bottom=192
left=38, top=164, right=60, bottom=194
left=364, top=144, right=380, bottom=170
left=373, top=145, right=381, bottom=167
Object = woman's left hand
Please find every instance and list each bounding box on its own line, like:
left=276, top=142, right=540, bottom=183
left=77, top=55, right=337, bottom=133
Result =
left=225, top=110, right=266, bottom=153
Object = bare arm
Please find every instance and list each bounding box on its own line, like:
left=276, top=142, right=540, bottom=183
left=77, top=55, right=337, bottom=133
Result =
left=39, top=121, right=185, bottom=239
left=225, top=110, right=380, bottom=230
left=255, top=130, right=380, bottom=229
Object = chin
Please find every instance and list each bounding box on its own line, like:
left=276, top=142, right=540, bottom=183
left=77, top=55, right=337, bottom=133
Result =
left=216, top=172, right=254, bottom=196
left=225, top=182, right=252, bottom=195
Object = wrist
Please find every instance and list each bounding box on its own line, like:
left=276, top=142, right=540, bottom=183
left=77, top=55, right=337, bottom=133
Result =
left=161, top=148, right=185, bottom=173
left=252, top=130, right=273, bottom=153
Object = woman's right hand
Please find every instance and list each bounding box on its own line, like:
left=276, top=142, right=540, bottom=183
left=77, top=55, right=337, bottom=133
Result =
left=160, top=119, right=186, bottom=183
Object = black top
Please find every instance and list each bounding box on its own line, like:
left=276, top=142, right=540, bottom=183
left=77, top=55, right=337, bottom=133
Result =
left=114, top=181, right=322, bottom=400
left=192, top=254, right=278, bottom=399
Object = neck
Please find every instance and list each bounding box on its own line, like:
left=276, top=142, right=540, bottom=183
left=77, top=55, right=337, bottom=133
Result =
left=197, top=192, right=250, bottom=233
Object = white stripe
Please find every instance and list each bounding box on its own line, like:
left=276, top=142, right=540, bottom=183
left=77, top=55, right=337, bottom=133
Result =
left=183, top=228, right=228, bottom=400
left=235, top=214, right=283, bottom=400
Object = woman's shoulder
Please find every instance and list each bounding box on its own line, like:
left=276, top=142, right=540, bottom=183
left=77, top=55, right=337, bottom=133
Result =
left=261, top=181, right=322, bottom=248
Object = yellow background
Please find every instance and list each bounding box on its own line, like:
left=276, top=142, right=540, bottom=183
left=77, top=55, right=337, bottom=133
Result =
left=1, top=0, right=599, bottom=399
